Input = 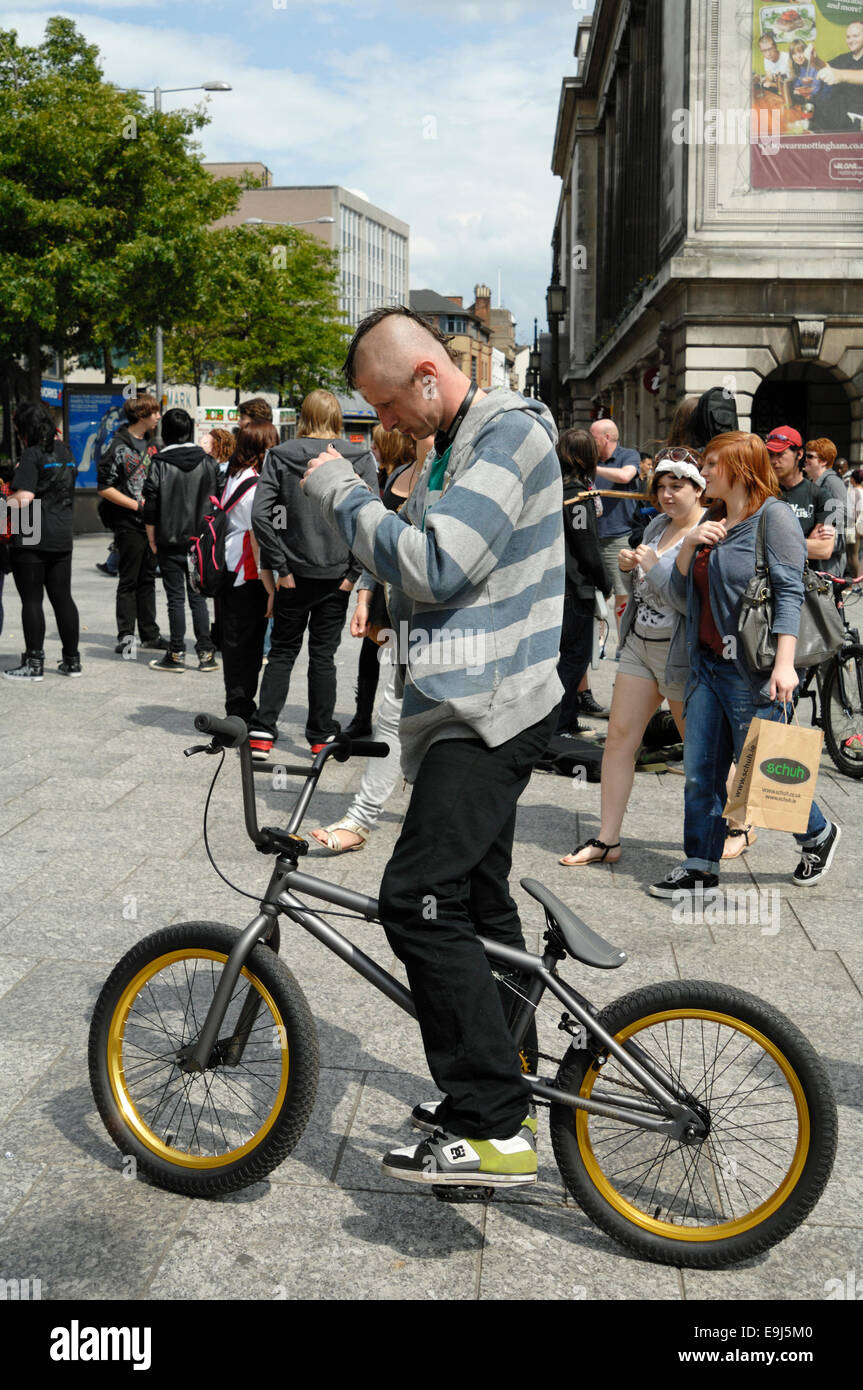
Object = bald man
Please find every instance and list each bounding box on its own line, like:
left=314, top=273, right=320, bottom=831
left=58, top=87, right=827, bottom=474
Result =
left=303, top=306, right=564, bottom=1189
left=813, top=22, right=863, bottom=132
left=590, top=419, right=641, bottom=631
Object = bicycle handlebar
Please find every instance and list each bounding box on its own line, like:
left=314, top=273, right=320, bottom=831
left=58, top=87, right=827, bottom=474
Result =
left=192, top=715, right=390, bottom=851
left=194, top=712, right=249, bottom=748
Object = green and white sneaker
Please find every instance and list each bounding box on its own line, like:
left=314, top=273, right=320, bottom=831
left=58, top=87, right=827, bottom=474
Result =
left=411, top=1100, right=538, bottom=1138
left=383, top=1121, right=537, bottom=1188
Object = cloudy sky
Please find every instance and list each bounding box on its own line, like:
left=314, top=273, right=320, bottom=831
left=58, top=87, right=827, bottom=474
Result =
left=7, top=0, right=592, bottom=344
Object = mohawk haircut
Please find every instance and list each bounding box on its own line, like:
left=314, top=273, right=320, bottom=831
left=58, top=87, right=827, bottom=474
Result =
left=343, top=305, right=457, bottom=389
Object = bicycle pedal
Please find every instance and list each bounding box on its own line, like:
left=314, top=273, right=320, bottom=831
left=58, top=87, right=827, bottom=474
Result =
left=432, top=1185, right=496, bottom=1204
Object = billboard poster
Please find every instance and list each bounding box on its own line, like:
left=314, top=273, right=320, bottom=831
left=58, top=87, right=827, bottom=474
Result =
left=66, top=388, right=127, bottom=487
left=751, top=3, right=863, bottom=188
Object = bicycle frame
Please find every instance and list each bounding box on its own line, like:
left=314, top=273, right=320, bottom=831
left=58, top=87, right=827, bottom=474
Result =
left=178, top=734, right=707, bottom=1145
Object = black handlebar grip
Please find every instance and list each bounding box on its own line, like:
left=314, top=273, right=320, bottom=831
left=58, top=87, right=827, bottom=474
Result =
left=194, top=713, right=249, bottom=748
left=349, top=741, right=390, bottom=758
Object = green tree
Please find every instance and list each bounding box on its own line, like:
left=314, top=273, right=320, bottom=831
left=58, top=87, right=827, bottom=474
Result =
left=131, top=224, right=350, bottom=408
left=0, top=16, right=239, bottom=411
left=217, top=226, right=350, bottom=408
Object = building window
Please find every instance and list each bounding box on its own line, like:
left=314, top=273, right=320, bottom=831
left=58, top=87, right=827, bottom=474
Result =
left=470, top=357, right=477, bottom=383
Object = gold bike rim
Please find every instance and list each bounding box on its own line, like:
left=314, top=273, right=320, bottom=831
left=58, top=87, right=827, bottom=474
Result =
left=576, top=1008, right=810, bottom=1241
left=107, top=948, right=290, bottom=1169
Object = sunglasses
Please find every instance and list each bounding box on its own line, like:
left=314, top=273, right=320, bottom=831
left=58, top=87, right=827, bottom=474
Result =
left=654, top=446, right=701, bottom=468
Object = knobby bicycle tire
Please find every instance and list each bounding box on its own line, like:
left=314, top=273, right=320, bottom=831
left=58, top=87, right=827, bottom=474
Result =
left=821, top=643, right=863, bottom=778
left=549, top=980, right=837, bottom=1268
left=88, top=921, right=319, bottom=1196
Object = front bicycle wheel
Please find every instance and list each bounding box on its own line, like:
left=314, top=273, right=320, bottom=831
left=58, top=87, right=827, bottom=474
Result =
left=550, top=980, right=836, bottom=1267
left=822, top=643, right=863, bottom=777
left=88, top=922, right=319, bottom=1196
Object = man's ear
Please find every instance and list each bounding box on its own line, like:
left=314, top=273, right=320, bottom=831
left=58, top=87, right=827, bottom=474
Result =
left=414, top=359, right=441, bottom=401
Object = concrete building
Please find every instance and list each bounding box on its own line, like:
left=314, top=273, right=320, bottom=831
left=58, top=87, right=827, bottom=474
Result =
left=410, top=289, right=493, bottom=388
left=551, top=0, right=863, bottom=457
left=206, top=164, right=410, bottom=327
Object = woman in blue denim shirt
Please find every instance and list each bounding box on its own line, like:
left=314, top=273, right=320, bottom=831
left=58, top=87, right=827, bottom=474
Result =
left=649, top=432, right=840, bottom=898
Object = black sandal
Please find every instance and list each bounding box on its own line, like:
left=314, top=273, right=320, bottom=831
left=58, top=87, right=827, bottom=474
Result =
left=560, top=837, right=621, bottom=866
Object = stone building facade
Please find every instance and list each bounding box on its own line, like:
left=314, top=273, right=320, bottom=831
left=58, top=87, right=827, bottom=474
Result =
left=551, top=0, right=863, bottom=458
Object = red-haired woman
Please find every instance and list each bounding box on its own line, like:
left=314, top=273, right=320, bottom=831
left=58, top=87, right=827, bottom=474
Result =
left=219, top=422, right=277, bottom=721
left=649, top=432, right=840, bottom=898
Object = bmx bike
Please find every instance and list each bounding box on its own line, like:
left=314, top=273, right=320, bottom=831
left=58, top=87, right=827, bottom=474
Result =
left=88, top=714, right=837, bottom=1268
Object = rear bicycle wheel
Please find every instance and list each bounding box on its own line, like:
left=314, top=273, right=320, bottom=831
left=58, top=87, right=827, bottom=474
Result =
left=822, top=643, right=863, bottom=777
left=88, top=921, right=319, bottom=1196
left=550, top=980, right=836, bottom=1267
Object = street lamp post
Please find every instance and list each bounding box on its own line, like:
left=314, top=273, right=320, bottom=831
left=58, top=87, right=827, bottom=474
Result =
left=528, top=317, right=541, bottom=399
left=546, top=280, right=566, bottom=425
left=117, top=81, right=232, bottom=409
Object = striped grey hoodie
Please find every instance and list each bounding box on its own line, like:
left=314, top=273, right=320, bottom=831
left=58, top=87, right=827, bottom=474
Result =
left=303, top=390, right=565, bottom=780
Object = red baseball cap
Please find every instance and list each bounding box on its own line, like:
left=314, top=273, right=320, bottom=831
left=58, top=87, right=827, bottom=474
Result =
left=765, top=426, right=802, bottom=453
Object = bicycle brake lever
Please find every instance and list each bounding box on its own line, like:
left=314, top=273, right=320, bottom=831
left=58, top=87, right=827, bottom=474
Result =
left=183, top=742, right=218, bottom=758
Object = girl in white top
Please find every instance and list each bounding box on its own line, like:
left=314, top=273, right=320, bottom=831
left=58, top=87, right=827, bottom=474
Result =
left=219, top=423, right=277, bottom=722
left=561, top=452, right=706, bottom=866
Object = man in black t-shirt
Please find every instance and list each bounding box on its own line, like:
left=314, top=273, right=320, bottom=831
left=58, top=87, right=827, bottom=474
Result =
left=765, top=426, right=835, bottom=563
left=97, top=394, right=167, bottom=656
left=811, top=21, right=863, bottom=131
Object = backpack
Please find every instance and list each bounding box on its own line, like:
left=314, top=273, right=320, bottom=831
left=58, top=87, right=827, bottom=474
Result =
left=188, top=475, right=258, bottom=598
left=689, top=388, right=739, bottom=449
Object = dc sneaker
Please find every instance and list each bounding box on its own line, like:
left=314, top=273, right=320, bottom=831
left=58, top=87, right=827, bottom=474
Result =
left=383, top=1121, right=537, bottom=1187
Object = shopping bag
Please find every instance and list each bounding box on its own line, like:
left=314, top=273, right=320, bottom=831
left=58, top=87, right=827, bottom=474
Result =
left=724, top=714, right=823, bottom=833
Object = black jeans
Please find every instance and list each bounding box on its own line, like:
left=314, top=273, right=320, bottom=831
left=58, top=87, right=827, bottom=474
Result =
left=12, top=549, right=80, bottom=659
left=158, top=550, right=212, bottom=655
left=115, top=527, right=159, bottom=643
left=220, top=578, right=269, bottom=721
left=556, top=586, right=595, bottom=733
left=255, top=578, right=350, bottom=743
left=379, top=706, right=558, bottom=1140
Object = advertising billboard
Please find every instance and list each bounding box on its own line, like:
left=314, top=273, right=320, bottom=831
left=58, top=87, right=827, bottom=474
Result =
left=751, top=2, right=863, bottom=188
left=65, top=387, right=127, bottom=487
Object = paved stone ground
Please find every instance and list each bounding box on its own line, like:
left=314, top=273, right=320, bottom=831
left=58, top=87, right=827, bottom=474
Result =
left=0, top=536, right=860, bottom=1302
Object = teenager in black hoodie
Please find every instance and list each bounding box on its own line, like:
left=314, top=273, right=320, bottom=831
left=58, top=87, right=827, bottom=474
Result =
left=249, top=389, right=378, bottom=756
left=142, top=408, right=220, bottom=672
left=96, top=394, right=166, bottom=655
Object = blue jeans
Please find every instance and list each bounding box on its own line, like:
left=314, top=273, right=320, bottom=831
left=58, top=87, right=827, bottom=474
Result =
left=683, top=652, right=829, bottom=874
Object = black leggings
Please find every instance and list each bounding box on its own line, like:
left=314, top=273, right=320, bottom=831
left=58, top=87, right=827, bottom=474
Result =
left=12, top=550, right=80, bottom=659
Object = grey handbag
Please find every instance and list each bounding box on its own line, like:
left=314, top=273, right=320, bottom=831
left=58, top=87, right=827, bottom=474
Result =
left=737, top=502, right=845, bottom=674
